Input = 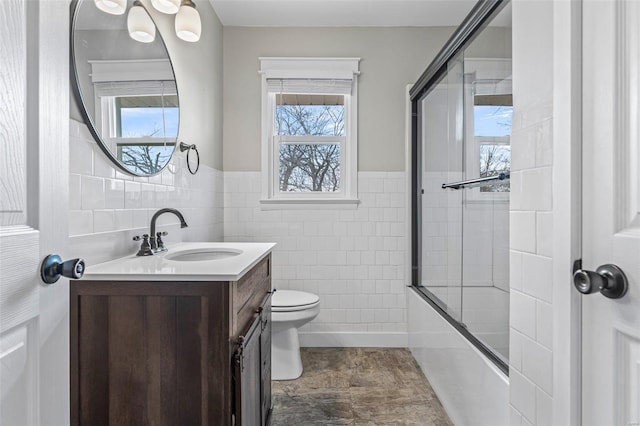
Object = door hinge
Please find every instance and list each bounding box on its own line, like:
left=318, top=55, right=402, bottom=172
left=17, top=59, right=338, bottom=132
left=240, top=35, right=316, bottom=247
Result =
left=236, top=336, right=245, bottom=372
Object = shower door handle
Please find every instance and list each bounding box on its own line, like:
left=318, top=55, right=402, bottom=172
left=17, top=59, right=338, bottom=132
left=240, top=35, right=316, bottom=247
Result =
left=572, top=260, right=628, bottom=299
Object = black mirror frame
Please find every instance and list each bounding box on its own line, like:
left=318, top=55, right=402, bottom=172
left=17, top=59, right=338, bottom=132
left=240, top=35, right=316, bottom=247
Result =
left=69, top=0, right=180, bottom=177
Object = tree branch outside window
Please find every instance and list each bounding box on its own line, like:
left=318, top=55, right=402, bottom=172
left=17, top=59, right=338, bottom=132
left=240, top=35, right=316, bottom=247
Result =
left=276, top=103, right=344, bottom=193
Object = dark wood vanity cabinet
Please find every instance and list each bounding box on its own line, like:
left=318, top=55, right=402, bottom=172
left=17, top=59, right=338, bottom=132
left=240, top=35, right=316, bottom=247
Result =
left=70, top=255, right=272, bottom=426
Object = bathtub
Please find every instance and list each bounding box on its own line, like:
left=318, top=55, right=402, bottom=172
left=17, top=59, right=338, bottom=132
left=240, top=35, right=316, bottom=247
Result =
left=408, top=287, right=509, bottom=425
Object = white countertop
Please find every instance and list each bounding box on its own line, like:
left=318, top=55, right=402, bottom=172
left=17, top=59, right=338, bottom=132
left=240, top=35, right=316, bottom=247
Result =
left=81, top=242, right=276, bottom=282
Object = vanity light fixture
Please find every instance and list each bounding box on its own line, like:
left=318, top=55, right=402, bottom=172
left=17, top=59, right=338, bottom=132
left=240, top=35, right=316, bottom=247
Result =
left=95, top=0, right=201, bottom=43
left=150, top=0, right=180, bottom=14
left=175, top=0, right=201, bottom=42
left=127, top=1, right=156, bottom=43
left=94, top=0, right=126, bottom=15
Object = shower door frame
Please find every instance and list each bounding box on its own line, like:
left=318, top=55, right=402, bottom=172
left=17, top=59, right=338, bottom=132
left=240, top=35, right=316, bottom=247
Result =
left=410, top=0, right=510, bottom=375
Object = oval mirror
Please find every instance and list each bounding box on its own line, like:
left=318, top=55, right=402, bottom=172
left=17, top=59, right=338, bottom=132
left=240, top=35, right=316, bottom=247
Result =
left=71, top=0, right=179, bottom=176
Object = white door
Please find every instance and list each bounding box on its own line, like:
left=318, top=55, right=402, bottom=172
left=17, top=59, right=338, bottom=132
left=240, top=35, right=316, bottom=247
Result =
left=0, top=0, right=71, bottom=425
left=582, top=0, right=640, bottom=424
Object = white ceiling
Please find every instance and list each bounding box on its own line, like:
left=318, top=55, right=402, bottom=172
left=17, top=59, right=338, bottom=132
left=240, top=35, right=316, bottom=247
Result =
left=208, top=0, right=479, bottom=27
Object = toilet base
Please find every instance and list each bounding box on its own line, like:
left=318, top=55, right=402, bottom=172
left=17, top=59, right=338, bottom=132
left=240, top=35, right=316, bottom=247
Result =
left=271, top=324, right=303, bottom=380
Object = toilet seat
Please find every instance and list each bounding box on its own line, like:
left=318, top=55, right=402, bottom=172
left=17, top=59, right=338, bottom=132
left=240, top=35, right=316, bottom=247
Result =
left=272, top=290, right=320, bottom=312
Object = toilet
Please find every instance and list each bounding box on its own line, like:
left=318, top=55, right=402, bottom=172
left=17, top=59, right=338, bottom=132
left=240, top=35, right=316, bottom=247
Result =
left=271, top=290, right=320, bottom=380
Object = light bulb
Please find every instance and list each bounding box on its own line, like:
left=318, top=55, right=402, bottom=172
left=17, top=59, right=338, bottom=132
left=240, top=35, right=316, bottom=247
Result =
left=94, top=0, right=126, bottom=15
left=150, top=0, right=180, bottom=14
left=175, top=0, right=201, bottom=42
left=127, top=2, right=156, bottom=43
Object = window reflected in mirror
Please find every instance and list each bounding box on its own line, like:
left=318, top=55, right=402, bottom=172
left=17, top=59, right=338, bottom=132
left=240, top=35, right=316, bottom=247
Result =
left=72, top=0, right=180, bottom=177
left=116, top=95, right=179, bottom=138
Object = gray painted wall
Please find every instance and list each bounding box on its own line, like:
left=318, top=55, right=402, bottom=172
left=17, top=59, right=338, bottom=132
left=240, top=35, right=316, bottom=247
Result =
left=70, top=0, right=223, bottom=170
left=222, top=26, right=456, bottom=172
left=466, top=27, right=512, bottom=59
left=158, top=0, right=223, bottom=170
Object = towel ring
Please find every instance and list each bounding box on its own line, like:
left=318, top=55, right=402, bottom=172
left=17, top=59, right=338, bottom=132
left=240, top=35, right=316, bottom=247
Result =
left=179, top=142, right=200, bottom=175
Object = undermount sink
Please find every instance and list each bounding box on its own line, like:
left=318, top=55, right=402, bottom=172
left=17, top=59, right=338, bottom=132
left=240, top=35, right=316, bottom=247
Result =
left=165, top=248, right=243, bottom=262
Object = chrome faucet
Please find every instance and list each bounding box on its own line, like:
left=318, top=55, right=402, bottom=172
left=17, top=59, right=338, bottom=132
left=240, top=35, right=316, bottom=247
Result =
left=134, top=208, right=188, bottom=256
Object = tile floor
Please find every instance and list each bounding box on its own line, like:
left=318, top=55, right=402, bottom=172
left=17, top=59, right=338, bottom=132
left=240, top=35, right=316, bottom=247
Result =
left=271, top=348, right=452, bottom=425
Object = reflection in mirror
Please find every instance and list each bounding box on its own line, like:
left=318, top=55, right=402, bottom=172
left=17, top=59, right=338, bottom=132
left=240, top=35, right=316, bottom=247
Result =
left=72, top=0, right=179, bottom=176
left=464, top=3, right=512, bottom=195
left=474, top=95, right=512, bottom=193
left=465, top=62, right=512, bottom=194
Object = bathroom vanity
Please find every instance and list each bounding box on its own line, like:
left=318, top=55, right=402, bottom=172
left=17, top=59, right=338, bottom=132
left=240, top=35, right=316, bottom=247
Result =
left=70, top=243, right=275, bottom=426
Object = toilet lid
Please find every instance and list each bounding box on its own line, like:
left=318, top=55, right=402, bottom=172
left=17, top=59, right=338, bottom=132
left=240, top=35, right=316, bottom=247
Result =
left=272, top=290, right=319, bottom=308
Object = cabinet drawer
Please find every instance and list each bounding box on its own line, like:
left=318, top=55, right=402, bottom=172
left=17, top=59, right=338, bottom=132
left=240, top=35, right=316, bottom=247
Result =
left=234, top=256, right=270, bottom=315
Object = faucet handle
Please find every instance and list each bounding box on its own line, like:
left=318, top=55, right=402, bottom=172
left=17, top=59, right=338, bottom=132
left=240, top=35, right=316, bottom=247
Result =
left=156, top=231, right=169, bottom=252
left=134, top=234, right=154, bottom=256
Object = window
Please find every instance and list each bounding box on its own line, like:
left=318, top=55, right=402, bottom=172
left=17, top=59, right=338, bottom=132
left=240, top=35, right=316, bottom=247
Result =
left=90, top=59, right=178, bottom=175
left=116, top=94, right=179, bottom=138
left=474, top=101, right=512, bottom=193
left=276, top=94, right=345, bottom=193
left=95, top=82, right=178, bottom=175
left=260, top=58, right=360, bottom=206
left=463, top=59, right=512, bottom=199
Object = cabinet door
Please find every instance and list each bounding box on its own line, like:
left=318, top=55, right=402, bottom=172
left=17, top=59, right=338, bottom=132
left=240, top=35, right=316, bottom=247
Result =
left=234, top=314, right=262, bottom=426
left=260, top=294, right=272, bottom=424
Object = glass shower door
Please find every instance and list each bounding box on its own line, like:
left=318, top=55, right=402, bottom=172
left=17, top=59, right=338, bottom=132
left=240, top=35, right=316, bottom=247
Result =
left=419, top=55, right=465, bottom=323
left=459, top=27, right=512, bottom=364
left=411, top=0, right=512, bottom=373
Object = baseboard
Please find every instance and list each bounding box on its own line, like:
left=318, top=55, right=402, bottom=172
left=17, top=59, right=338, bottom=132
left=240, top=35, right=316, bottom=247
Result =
left=298, top=332, right=409, bottom=348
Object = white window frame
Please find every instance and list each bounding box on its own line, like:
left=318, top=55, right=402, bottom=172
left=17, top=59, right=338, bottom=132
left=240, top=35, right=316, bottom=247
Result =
left=95, top=86, right=178, bottom=170
left=90, top=60, right=178, bottom=159
left=96, top=90, right=178, bottom=142
left=259, top=57, right=360, bottom=208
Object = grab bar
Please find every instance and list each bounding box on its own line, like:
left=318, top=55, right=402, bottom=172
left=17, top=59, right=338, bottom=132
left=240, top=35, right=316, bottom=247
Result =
left=441, top=172, right=510, bottom=190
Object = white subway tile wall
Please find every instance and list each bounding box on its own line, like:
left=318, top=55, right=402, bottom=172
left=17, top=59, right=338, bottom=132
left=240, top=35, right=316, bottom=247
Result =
left=422, top=172, right=510, bottom=286
left=69, top=119, right=224, bottom=257
left=421, top=171, right=462, bottom=288
left=510, top=0, right=555, bottom=423
left=510, top=369, right=537, bottom=422
left=224, top=171, right=408, bottom=341
left=422, top=167, right=510, bottom=358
